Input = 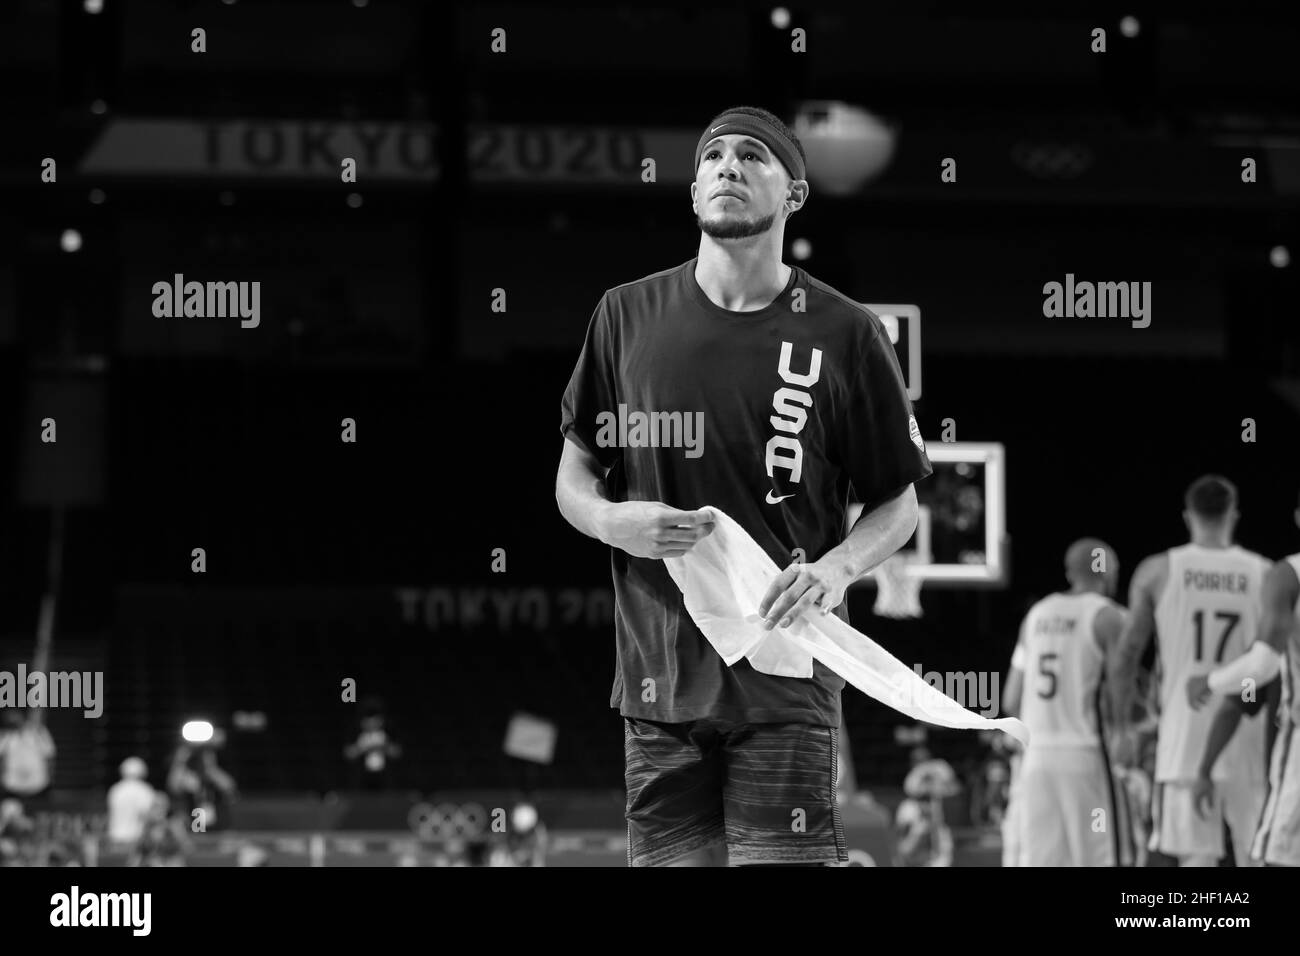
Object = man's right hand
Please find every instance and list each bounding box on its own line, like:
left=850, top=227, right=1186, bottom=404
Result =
left=598, top=502, right=715, bottom=559
left=1185, top=674, right=1213, bottom=711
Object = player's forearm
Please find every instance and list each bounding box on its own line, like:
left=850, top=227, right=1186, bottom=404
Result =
left=1208, top=640, right=1283, bottom=695
left=821, top=485, right=918, bottom=583
left=1198, top=701, right=1243, bottom=779
left=1107, top=648, right=1140, bottom=729
left=555, top=457, right=616, bottom=543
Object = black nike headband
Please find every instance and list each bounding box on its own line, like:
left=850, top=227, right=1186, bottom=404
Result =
left=694, top=111, right=806, bottom=183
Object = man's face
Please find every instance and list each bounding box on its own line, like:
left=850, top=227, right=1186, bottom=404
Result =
left=692, top=133, right=790, bottom=240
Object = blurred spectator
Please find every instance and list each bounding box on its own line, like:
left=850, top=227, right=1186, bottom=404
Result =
left=344, top=700, right=402, bottom=790
left=167, top=732, right=238, bottom=830
left=236, top=842, right=269, bottom=867
left=894, top=745, right=961, bottom=867
left=444, top=836, right=469, bottom=866
left=489, top=802, right=549, bottom=867
left=969, top=730, right=1015, bottom=826
left=0, top=797, right=35, bottom=866
left=107, top=757, right=156, bottom=848
left=131, top=793, right=191, bottom=867
left=0, top=709, right=56, bottom=808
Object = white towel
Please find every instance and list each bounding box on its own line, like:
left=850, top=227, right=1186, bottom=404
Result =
left=662, top=505, right=1029, bottom=746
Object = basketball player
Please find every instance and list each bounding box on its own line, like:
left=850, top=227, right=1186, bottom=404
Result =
left=556, top=106, right=932, bottom=866
left=1001, top=539, right=1131, bottom=866
left=1184, top=660, right=1279, bottom=865
left=1109, top=475, right=1270, bottom=866
left=1189, top=493, right=1300, bottom=866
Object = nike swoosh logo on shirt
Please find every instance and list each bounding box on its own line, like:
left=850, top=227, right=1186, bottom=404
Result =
left=765, top=491, right=796, bottom=504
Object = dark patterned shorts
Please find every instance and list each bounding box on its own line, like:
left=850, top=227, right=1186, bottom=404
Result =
left=623, top=716, right=848, bottom=867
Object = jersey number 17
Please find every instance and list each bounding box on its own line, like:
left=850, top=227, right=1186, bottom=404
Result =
left=1192, top=610, right=1239, bottom=664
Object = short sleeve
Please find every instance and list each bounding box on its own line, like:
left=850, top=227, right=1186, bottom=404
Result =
left=560, top=293, right=621, bottom=470
left=838, top=316, right=933, bottom=511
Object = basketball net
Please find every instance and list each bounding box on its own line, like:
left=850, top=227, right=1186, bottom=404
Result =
left=872, top=552, right=923, bottom=618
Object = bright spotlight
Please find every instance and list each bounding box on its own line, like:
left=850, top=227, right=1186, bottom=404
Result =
left=182, top=720, right=215, bottom=744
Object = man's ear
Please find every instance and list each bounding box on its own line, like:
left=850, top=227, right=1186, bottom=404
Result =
left=786, top=179, right=809, bottom=214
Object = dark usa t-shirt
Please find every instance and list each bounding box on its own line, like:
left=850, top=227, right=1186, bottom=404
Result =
left=560, top=257, right=932, bottom=727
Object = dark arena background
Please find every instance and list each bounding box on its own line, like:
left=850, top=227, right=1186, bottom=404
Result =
left=0, top=0, right=1298, bottom=934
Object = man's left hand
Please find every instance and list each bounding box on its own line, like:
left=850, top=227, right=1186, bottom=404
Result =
left=1191, top=774, right=1216, bottom=819
left=758, top=559, right=851, bottom=630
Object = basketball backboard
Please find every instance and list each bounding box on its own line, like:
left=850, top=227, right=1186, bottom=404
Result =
left=848, top=441, right=1008, bottom=588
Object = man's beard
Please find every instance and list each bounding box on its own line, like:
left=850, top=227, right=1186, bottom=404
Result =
left=697, top=208, right=778, bottom=240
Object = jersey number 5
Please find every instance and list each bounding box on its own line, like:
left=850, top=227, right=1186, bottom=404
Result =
left=1192, top=610, right=1239, bottom=664
left=1037, top=652, right=1059, bottom=699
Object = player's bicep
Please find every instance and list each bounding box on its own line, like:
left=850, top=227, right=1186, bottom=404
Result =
left=1094, top=604, right=1127, bottom=655
left=1129, top=559, right=1160, bottom=621
left=1117, top=557, right=1161, bottom=661
left=1004, top=616, right=1031, bottom=714
left=1003, top=666, right=1024, bottom=717
left=1258, top=561, right=1300, bottom=654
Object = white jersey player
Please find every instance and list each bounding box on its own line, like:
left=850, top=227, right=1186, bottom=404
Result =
left=1003, top=538, right=1132, bottom=866
left=1110, top=475, right=1270, bottom=866
left=1248, top=552, right=1300, bottom=865
left=1192, top=492, right=1300, bottom=866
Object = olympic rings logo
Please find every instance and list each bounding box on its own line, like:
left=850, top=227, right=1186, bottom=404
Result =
left=407, top=802, right=492, bottom=840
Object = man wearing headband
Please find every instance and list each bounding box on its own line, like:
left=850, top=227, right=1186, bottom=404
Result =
left=558, top=105, right=931, bottom=866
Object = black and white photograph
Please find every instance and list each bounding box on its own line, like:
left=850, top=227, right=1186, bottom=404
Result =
left=0, top=0, right=1296, bottom=938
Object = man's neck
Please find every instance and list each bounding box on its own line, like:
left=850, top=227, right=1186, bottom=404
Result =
left=695, top=239, right=790, bottom=312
